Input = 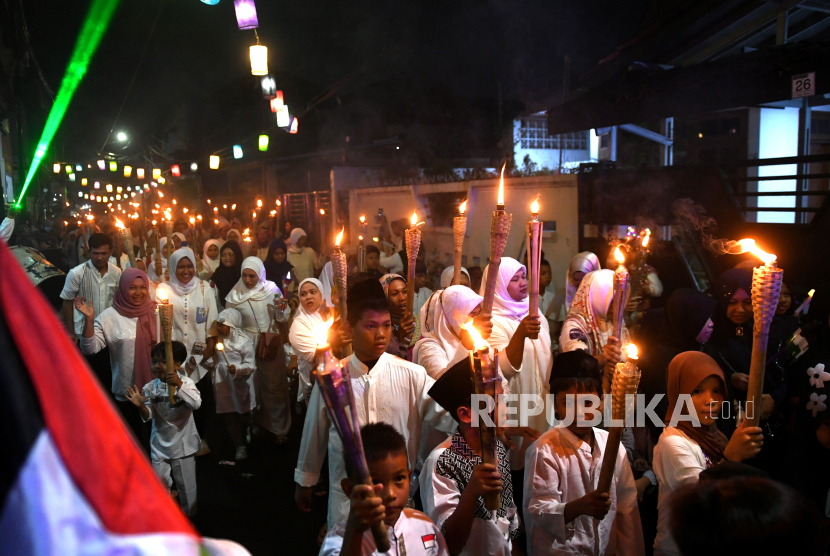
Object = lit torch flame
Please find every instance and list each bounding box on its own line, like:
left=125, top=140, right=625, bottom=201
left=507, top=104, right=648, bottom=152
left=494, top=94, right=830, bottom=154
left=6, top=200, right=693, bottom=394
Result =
left=158, top=191, right=164, bottom=198
left=642, top=231, right=650, bottom=248
left=497, top=164, right=505, bottom=206
left=809, top=289, right=816, bottom=298
left=270, top=210, right=276, bottom=216
left=156, top=288, right=169, bottom=303
left=115, top=218, right=125, bottom=230
left=216, top=342, right=224, bottom=352
left=614, top=246, right=626, bottom=264
left=257, top=200, right=262, bottom=208
left=314, top=318, right=335, bottom=348
left=410, top=212, right=418, bottom=226
left=335, top=227, right=344, bottom=247
left=625, top=344, right=639, bottom=360
left=736, top=239, right=777, bottom=264
left=189, top=217, right=195, bottom=225
left=232, top=204, right=237, bottom=210
left=459, top=200, right=467, bottom=214
left=360, top=215, right=365, bottom=224
left=531, top=197, right=540, bottom=215
left=462, top=322, right=488, bottom=352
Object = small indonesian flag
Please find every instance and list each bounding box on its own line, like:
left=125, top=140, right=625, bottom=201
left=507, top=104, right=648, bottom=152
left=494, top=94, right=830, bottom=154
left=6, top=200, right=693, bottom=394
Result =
left=422, top=534, right=436, bottom=549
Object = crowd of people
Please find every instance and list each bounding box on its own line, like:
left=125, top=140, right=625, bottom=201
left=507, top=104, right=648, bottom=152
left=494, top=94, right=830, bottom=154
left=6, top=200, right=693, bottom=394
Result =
left=2, top=206, right=828, bottom=555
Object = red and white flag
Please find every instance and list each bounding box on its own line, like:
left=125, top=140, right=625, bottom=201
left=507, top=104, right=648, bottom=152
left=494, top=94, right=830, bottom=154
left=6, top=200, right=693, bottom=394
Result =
left=0, top=241, right=249, bottom=555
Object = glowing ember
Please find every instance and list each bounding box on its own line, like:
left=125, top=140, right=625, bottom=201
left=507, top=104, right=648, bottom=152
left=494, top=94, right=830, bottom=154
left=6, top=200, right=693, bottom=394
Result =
left=625, top=344, right=639, bottom=360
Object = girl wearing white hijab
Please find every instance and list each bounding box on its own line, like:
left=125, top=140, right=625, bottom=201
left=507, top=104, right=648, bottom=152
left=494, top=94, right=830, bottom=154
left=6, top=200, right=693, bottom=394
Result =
left=559, top=268, right=630, bottom=373
left=147, top=237, right=169, bottom=283
left=288, top=278, right=331, bottom=402
left=413, top=285, right=484, bottom=379
left=201, top=308, right=256, bottom=460
left=202, top=239, right=222, bottom=277
left=225, top=256, right=291, bottom=443
left=480, top=257, right=552, bottom=470
left=439, top=265, right=471, bottom=289
left=286, top=228, right=321, bottom=283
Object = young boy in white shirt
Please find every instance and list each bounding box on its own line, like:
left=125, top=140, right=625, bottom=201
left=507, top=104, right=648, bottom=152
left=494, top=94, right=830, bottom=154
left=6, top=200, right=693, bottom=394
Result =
left=523, top=350, right=644, bottom=556
left=420, top=357, right=520, bottom=556
left=126, top=341, right=202, bottom=516
left=320, top=423, right=449, bottom=556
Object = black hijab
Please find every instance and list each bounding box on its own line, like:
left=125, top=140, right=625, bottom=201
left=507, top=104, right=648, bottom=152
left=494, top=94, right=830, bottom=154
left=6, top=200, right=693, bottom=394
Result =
left=708, top=268, right=754, bottom=350
left=211, top=241, right=243, bottom=305
left=263, top=238, right=293, bottom=286
left=663, top=288, right=718, bottom=353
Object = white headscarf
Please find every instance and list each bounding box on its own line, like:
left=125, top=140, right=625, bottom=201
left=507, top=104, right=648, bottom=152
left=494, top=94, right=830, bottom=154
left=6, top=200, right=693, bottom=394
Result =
left=172, top=232, right=186, bottom=245
left=215, top=308, right=253, bottom=352
left=440, top=266, right=470, bottom=288
left=227, top=229, right=243, bottom=244
left=479, top=257, right=528, bottom=320
left=414, top=286, right=483, bottom=361
left=203, top=239, right=222, bottom=274
left=566, top=251, right=601, bottom=308
left=148, top=237, right=169, bottom=282
left=319, top=261, right=335, bottom=308
left=564, top=269, right=618, bottom=356
left=296, top=278, right=326, bottom=317
left=225, top=256, right=282, bottom=305
left=290, top=227, right=306, bottom=246
left=166, top=247, right=200, bottom=296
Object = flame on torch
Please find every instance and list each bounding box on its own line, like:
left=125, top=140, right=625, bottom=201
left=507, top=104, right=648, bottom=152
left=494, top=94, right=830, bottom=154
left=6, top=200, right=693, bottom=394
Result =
left=115, top=218, right=125, bottom=230
left=642, top=230, right=650, bottom=247
left=809, top=289, right=816, bottom=298
left=360, top=215, right=366, bottom=224
left=497, top=164, right=505, bottom=206
left=531, top=197, right=540, bottom=215
left=189, top=217, right=195, bottom=225
left=614, top=246, right=626, bottom=264
left=216, top=342, right=224, bottom=352
left=625, top=344, right=639, bottom=360
left=459, top=200, right=467, bottom=214
left=314, top=318, right=335, bottom=348
left=156, top=288, right=169, bottom=303
left=232, top=204, right=237, bottom=210
left=462, top=322, right=488, bottom=351
left=270, top=210, right=276, bottom=216
left=256, top=200, right=262, bottom=208
left=335, top=227, right=344, bottom=247
left=735, top=239, right=777, bottom=264
left=410, top=212, right=418, bottom=226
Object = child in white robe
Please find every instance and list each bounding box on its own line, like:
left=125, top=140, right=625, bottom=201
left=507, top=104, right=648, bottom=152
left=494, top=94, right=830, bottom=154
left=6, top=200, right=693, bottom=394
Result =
left=126, top=341, right=202, bottom=516
left=201, top=308, right=256, bottom=461
left=524, top=351, right=644, bottom=556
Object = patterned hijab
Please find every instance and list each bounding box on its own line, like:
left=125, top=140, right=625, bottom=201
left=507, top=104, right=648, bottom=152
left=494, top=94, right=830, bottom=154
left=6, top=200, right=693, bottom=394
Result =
left=566, top=252, right=601, bottom=308
left=380, top=273, right=406, bottom=296
left=564, top=269, right=620, bottom=357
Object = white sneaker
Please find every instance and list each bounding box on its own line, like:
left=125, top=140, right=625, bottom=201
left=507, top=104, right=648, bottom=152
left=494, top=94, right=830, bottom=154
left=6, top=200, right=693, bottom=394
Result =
left=235, top=446, right=248, bottom=461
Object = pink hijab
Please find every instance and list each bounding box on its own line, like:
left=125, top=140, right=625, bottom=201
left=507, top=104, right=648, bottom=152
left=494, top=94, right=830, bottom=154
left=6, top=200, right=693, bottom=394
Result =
left=113, top=268, right=157, bottom=387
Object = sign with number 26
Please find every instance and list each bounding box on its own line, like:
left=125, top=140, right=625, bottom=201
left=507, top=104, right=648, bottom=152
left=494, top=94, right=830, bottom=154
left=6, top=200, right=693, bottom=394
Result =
left=792, top=72, right=815, bottom=99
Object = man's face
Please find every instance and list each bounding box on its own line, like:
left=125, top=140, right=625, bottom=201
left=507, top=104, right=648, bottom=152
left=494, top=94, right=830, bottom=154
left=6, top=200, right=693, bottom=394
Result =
left=90, top=245, right=111, bottom=269
left=386, top=279, right=407, bottom=316
left=257, top=229, right=269, bottom=244
left=350, top=309, right=392, bottom=359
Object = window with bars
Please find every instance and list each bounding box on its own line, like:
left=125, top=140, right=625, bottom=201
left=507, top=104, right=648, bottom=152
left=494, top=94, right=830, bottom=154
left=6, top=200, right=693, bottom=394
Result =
left=519, top=119, right=588, bottom=150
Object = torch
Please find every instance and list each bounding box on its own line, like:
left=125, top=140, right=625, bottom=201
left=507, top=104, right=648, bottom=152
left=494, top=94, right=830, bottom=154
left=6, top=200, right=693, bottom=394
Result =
left=156, top=289, right=178, bottom=405
left=730, top=239, right=783, bottom=427
left=481, top=165, right=513, bottom=317
left=610, top=246, right=630, bottom=343
left=462, top=322, right=502, bottom=511
left=795, top=289, right=815, bottom=316
left=357, top=215, right=367, bottom=272
left=163, top=218, right=174, bottom=281
left=597, top=344, right=641, bottom=495
left=404, top=212, right=425, bottom=320
left=115, top=218, right=137, bottom=269
left=215, top=342, right=231, bottom=367
left=453, top=200, right=468, bottom=286
left=153, top=220, right=163, bottom=280
left=331, top=229, right=352, bottom=356
left=526, top=198, right=542, bottom=339
left=315, top=347, right=391, bottom=552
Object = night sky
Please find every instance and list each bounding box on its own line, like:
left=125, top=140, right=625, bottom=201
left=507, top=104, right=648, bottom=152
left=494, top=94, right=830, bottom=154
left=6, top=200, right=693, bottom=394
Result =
left=21, top=0, right=650, bottom=163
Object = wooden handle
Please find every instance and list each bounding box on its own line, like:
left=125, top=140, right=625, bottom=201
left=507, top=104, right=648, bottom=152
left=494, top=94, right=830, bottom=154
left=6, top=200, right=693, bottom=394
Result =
left=596, top=427, right=623, bottom=494
left=481, top=260, right=501, bottom=314
left=165, top=340, right=177, bottom=405
left=371, top=521, right=391, bottom=552
left=745, top=333, right=768, bottom=428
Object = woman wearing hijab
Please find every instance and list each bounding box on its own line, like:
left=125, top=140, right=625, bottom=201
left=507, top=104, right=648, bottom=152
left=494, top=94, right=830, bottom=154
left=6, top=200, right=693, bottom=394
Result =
left=226, top=256, right=291, bottom=443
left=652, top=351, right=764, bottom=556
left=288, top=278, right=331, bottom=403
left=202, top=239, right=222, bottom=278
left=481, top=257, right=551, bottom=472
left=263, top=238, right=295, bottom=294
left=412, top=285, right=485, bottom=378
left=211, top=241, right=243, bottom=310
left=286, top=228, right=321, bottom=283
left=171, top=232, right=186, bottom=250
left=77, top=268, right=157, bottom=444
left=439, top=266, right=471, bottom=289
left=147, top=237, right=169, bottom=283
left=380, top=273, right=415, bottom=359
left=560, top=269, right=630, bottom=376
left=226, top=229, right=243, bottom=244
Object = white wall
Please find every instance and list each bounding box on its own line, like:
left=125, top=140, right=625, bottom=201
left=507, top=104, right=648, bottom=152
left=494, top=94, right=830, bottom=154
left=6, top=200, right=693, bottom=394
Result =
left=512, top=118, right=594, bottom=171
left=758, top=107, right=799, bottom=223
left=344, top=174, right=579, bottom=292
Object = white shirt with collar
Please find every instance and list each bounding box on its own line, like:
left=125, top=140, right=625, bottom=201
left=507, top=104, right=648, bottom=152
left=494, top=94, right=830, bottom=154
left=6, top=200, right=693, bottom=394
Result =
left=60, top=260, right=122, bottom=336
left=320, top=507, right=449, bottom=556
left=295, top=352, right=457, bottom=527
left=141, top=369, right=202, bottom=462
left=523, top=424, right=644, bottom=556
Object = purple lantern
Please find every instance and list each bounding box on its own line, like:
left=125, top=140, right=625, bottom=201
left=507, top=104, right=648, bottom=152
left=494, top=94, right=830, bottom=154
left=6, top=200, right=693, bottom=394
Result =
left=234, top=0, right=258, bottom=30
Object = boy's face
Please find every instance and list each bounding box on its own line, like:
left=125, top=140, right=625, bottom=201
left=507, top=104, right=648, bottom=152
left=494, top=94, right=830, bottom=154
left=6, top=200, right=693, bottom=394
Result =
left=217, top=323, right=231, bottom=336
left=350, top=309, right=392, bottom=359
left=366, top=252, right=379, bottom=270
left=540, top=265, right=552, bottom=289
left=553, top=384, right=602, bottom=438
left=457, top=381, right=507, bottom=436
left=151, top=354, right=183, bottom=382
left=414, top=272, right=428, bottom=290
left=368, top=453, right=411, bottom=527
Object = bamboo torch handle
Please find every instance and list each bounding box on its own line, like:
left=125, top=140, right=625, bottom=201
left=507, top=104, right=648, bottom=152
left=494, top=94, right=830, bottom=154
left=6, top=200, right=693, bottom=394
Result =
left=745, top=338, right=768, bottom=428
left=596, top=427, right=624, bottom=494
left=371, top=519, right=391, bottom=552
left=165, top=339, right=177, bottom=405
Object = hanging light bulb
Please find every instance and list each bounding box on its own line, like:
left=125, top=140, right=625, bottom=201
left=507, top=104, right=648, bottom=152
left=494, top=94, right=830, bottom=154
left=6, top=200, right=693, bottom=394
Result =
left=249, top=44, right=268, bottom=76
left=76, top=164, right=83, bottom=172
left=81, top=178, right=88, bottom=186
left=106, top=184, right=113, bottom=192
left=97, top=160, right=106, bottom=170
left=190, top=162, right=198, bottom=171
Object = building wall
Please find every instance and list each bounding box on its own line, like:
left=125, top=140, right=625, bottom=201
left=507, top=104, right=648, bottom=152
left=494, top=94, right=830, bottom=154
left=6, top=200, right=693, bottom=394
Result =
left=513, top=116, right=597, bottom=171
left=340, top=173, right=579, bottom=292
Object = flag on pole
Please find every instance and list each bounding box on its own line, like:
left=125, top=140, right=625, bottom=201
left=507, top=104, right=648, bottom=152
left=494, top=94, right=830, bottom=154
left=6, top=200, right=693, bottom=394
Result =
left=0, top=240, right=249, bottom=555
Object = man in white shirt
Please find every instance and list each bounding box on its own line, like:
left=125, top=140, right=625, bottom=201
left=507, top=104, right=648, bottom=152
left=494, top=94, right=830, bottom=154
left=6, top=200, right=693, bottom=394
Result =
left=60, top=233, right=121, bottom=385
left=294, top=279, right=456, bottom=527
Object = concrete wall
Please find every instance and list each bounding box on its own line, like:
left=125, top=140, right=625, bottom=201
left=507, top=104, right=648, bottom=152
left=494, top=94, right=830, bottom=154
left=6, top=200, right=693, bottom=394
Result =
left=339, top=173, right=579, bottom=292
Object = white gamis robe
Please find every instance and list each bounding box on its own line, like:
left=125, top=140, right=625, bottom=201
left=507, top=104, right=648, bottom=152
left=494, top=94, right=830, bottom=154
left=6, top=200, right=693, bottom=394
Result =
left=227, top=296, right=291, bottom=436
left=294, top=352, right=457, bottom=527
left=154, top=280, right=218, bottom=382
left=288, top=306, right=326, bottom=402
left=141, top=369, right=202, bottom=462
left=524, top=425, right=645, bottom=556
left=200, top=337, right=257, bottom=414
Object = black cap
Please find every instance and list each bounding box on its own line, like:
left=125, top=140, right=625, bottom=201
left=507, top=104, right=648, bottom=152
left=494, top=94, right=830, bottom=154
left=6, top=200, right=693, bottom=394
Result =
left=428, top=357, right=476, bottom=421
left=549, top=350, right=601, bottom=389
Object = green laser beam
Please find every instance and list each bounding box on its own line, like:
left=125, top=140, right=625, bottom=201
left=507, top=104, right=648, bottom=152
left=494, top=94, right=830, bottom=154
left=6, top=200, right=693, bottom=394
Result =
left=16, top=0, right=122, bottom=207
